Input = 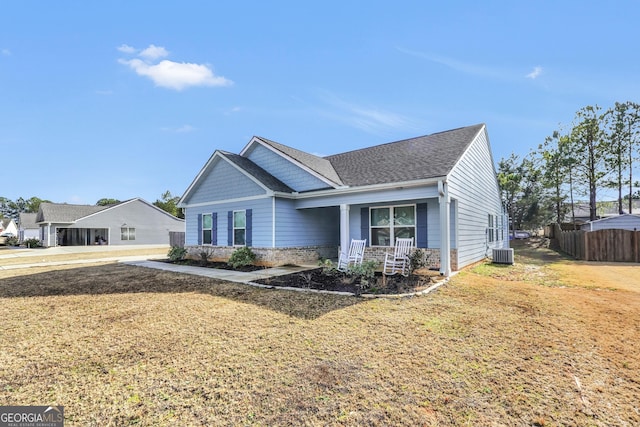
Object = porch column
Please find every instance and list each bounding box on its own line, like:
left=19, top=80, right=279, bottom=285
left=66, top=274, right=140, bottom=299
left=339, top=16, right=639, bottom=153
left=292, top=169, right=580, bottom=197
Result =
left=340, top=204, right=350, bottom=256
left=439, top=181, right=451, bottom=276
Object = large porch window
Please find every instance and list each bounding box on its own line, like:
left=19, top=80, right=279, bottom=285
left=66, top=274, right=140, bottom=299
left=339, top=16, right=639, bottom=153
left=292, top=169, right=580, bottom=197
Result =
left=370, top=205, right=416, bottom=246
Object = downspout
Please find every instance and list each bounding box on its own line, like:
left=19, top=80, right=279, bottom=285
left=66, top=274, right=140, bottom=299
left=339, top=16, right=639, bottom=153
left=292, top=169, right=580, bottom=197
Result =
left=438, top=180, right=451, bottom=276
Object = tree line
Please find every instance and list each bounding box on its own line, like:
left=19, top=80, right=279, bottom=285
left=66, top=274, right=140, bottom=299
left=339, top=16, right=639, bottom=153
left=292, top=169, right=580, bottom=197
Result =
left=499, top=101, right=640, bottom=231
left=0, top=191, right=184, bottom=221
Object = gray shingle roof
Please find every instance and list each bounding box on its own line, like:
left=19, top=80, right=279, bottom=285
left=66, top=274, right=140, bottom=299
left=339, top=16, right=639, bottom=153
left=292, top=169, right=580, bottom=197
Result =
left=255, top=136, right=344, bottom=186
left=221, top=151, right=295, bottom=193
left=18, top=212, right=38, bottom=229
left=325, top=124, right=484, bottom=186
left=36, top=202, right=110, bottom=223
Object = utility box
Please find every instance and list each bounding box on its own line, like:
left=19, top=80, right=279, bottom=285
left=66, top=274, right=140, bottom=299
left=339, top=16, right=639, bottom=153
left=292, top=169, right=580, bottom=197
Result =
left=492, top=248, right=514, bottom=264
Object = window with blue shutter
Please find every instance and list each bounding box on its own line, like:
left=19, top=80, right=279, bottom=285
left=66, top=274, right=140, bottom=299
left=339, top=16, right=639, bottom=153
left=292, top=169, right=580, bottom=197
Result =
left=245, top=209, right=252, bottom=247
left=360, top=207, right=369, bottom=243
left=417, top=203, right=427, bottom=248
left=211, top=212, right=217, bottom=245
left=227, top=211, right=233, bottom=246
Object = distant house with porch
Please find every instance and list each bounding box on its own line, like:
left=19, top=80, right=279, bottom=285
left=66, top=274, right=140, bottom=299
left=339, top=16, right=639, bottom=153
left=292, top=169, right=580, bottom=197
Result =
left=178, top=124, right=507, bottom=275
left=36, top=198, right=184, bottom=247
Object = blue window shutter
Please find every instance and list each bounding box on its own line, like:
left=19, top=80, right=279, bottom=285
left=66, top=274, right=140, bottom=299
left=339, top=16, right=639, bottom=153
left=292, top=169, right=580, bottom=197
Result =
left=246, top=209, right=252, bottom=247
left=197, top=214, right=202, bottom=245
left=360, top=207, right=369, bottom=244
left=227, top=211, right=233, bottom=246
left=211, top=212, right=217, bottom=246
left=417, top=203, right=427, bottom=248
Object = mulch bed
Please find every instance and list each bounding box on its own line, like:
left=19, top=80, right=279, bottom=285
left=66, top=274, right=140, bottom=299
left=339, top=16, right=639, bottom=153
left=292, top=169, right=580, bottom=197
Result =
left=159, top=258, right=266, bottom=272
left=254, top=268, right=434, bottom=295
left=162, top=259, right=435, bottom=295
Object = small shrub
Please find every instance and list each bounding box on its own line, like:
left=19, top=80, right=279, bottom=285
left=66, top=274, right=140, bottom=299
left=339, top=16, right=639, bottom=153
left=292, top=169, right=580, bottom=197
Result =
left=198, top=248, right=215, bottom=266
left=5, top=236, right=21, bottom=247
left=318, top=259, right=337, bottom=275
left=227, top=246, right=256, bottom=269
left=168, top=246, right=187, bottom=261
left=345, top=260, right=379, bottom=293
left=408, top=249, right=427, bottom=274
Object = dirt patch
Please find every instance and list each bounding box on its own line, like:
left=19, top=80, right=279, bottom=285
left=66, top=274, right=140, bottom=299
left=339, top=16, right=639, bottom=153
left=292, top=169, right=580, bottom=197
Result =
left=254, top=267, right=436, bottom=295
left=1, top=241, right=639, bottom=426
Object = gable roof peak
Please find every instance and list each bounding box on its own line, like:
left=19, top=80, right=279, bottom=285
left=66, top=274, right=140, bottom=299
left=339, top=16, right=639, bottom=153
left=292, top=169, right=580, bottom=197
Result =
left=244, top=136, right=344, bottom=187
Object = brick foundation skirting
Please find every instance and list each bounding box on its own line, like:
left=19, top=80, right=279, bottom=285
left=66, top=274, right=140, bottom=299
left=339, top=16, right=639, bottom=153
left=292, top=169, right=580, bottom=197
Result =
left=345, top=247, right=458, bottom=271
left=185, top=245, right=458, bottom=270
left=185, top=245, right=337, bottom=267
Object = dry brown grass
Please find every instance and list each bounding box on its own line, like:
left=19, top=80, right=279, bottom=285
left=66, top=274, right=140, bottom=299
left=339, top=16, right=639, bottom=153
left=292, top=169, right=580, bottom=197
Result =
left=1, top=242, right=639, bottom=426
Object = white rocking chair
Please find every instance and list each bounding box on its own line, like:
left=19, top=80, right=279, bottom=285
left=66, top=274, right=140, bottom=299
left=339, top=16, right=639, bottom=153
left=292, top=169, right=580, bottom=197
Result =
left=383, top=237, right=414, bottom=276
left=337, top=239, right=367, bottom=271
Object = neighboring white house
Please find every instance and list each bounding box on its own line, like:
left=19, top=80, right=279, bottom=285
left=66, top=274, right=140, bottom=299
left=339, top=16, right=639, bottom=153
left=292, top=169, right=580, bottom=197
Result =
left=178, top=123, right=508, bottom=275
left=36, top=198, right=185, bottom=247
left=581, top=214, right=640, bottom=232
left=0, top=218, right=18, bottom=237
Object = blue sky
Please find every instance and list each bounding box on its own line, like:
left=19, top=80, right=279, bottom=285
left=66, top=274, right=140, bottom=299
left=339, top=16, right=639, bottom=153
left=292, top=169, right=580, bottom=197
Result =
left=2, top=1, right=639, bottom=205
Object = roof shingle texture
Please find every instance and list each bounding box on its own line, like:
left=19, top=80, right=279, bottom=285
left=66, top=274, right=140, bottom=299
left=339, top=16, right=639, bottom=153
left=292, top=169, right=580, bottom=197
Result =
left=325, top=124, right=484, bottom=186
left=255, top=137, right=344, bottom=186
left=221, top=151, right=295, bottom=193
left=36, top=203, right=110, bottom=223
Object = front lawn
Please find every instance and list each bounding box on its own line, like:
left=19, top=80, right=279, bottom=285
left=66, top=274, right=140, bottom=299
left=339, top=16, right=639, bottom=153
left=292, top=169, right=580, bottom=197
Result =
left=0, top=244, right=639, bottom=426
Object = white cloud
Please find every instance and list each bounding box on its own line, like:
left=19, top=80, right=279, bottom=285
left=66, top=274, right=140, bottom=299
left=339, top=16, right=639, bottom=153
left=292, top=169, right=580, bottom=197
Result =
left=117, top=44, right=136, bottom=54
left=161, top=125, right=196, bottom=133
left=397, top=47, right=508, bottom=79
left=118, top=44, right=232, bottom=91
left=526, top=66, right=543, bottom=79
left=139, top=44, right=169, bottom=60
left=318, top=92, right=416, bottom=134
left=1, top=48, right=11, bottom=56
left=176, top=124, right=195, bottom=133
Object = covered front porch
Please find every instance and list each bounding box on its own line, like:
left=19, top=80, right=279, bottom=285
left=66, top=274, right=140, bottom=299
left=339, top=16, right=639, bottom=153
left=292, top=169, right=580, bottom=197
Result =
left=53, top=227, right=110, bottom=246
left=332, top=182, right=456, bottom=276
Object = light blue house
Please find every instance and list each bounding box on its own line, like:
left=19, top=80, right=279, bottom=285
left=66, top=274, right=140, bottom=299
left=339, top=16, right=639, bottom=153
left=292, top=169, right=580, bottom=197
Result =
left=178, top=124, right=508, bottom=275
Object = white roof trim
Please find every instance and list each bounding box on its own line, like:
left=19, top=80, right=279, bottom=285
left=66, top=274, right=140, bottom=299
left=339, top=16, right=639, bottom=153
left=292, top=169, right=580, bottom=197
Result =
left=240, top=136, right=342, bottom=188
left=178, top=151, right=271, bottom=207
left=179, top=193, right=272, bottom=208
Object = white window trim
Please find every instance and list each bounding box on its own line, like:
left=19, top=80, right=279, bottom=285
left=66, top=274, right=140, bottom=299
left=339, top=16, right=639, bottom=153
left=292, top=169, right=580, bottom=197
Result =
left=369, top=204, right=416, bottom=247
left=121, top=227, right=136, bottom=241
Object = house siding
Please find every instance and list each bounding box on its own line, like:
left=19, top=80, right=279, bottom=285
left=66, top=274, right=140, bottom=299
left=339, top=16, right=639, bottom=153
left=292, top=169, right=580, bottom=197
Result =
left=582, top=214, right=640, bottom=231
left=447, top=127, right=505, bottom=268
left=185, top=159, right=266, bottom=205
left=245, top=144, right=330, bottom=192
left=184, top=197, right=273, bottom=246
left=275, top=199, right=339, bottom=247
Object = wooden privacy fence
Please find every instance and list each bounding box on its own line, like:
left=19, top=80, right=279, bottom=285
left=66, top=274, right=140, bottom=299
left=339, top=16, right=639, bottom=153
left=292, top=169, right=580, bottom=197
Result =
left=550, top=223, right=640, bottom=262
left=169, top=231, right=185, bottom=248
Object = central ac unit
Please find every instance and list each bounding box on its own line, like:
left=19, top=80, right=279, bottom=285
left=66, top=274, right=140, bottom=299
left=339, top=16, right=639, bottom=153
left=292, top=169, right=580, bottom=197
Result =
left=492, top=248, right=514, bottom=264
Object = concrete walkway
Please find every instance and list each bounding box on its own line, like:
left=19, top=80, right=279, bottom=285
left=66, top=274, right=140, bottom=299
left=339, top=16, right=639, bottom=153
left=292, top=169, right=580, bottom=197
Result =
left=125, top=260, right=316, bottom=285
left=0, top=245, right=316, bottom=284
